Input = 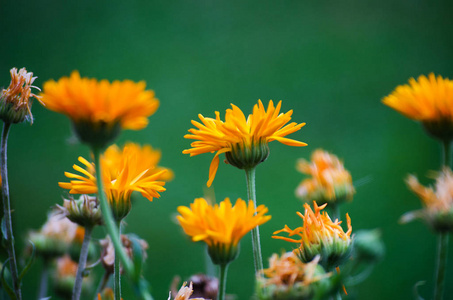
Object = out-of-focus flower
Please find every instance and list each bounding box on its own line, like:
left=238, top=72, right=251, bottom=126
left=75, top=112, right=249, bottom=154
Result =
left=40, top=71, right=159, bottom=148
left=56, top=194, right=103, bottom=228
left=100, top=234, right=148, bottom=275
left=168, top=282, right=207, bottom=300
left=97, top=288, right=114, bottom=300
left=273, top=202, right=352, bottom=270
left=382, top=73, right=453, bottom=141
left=0, top=67, right=42, bottom=124
left=256, top=253, right=330, bottom=300
left=177, top=197, right=271, bottom=265
left=59, top=142, right=169, bottom=220
left=183, top=100, right=307, bottom=187
left=170, top=274, right=218, bottom=300
left=53, top=255, right=91, bottom=298
left=402, top=168, right=453, bottom=232
left=296, top=149, right=354, bottom=205
left=28, top=212, right=85, bottom=258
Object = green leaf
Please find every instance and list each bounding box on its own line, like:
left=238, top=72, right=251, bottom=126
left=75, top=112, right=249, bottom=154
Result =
left=19, top=241, right=36, bottom=281
left=1, top=259, right=16, bottom=300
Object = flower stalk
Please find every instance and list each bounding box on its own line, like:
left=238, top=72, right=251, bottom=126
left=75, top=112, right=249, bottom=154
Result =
left=37, top=259, right=49, bottom=299
left=434, top=232, right=449, bottom=300
left=72, top=226, right=93, bottom=300
left=245, top=167, right=264, bottom=274
left=1, top=122, right=21, bottom=300
left=114, top=221, right=122, bottom=300
left=218, top=263, right=229, bottom=300
left=92, top=148, right=134, bottom=277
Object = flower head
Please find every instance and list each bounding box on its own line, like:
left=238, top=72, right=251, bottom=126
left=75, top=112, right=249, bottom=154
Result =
left=168, top=282, right=207, bottom=300
left=273, top=202, right=352, bottom=270
left=183, top=100, right=307, bottom=187
left=0, top=67, right=42, bottom=124
left=296, top=149, right=354, bottom=205
left=177, top=197, right=271, bottom=264
left=402, top=168, right=453, bottom=232
left=382, top=73, right=453, bottom=140
left=53, top=255, right=91, bottom=298
left=56, top=194, right=103, bottom=228
left=256, top=252, right=329, bottom=300
left=40, top=71, right=159, bottom=148
left=59, top=142, right=170, bottom=220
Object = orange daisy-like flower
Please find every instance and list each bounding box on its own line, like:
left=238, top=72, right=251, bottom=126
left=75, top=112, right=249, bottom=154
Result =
left=402, top=168, right=453, bottom=232
left=40, top=71, right=159, bottom=148
left=273, top=202, right=352, bottom=269
left=183, top=100, right=307, bottom=187
left=177, top=197, right=271, bottom=264
left=296, top=149, right=354, bottom=205
left=0, top=67, right=42, bottom=123
left=382, top=73, right=453, bottom=140
left=59, top=142, right=170, bottom=220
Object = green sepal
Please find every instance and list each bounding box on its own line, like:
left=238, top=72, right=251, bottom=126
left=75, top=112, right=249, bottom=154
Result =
left=1, top=259, right=16, bottom=300
left=19, top=241, right=35, bottom=281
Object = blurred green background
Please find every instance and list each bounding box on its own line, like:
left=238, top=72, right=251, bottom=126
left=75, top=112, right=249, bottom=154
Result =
left=1, top=0, right=453, bottom=299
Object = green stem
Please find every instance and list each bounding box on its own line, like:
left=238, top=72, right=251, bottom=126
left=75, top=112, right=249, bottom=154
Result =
left=92, top=148, right=134, bottom=275
left=1, top=122, right=21, bottom=300
left=434, top=233, right=449, bottom=300
left=114, top=221, right=122, bottom=300
left=218, top=263, right=229, bottom=300
left=94, top=271, right=111, bottom=299
left=72, top=226, right=93, bottom=300
left=442, top=140, right=451, bottom=168
left=244, top=168, right=263, bottom=275
left=37, top=259, right=49, bottom=300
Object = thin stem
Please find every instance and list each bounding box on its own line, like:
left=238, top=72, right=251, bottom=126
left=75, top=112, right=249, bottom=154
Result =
left=244, top=168, right=263, bottom=275
left=72, top=226, right=93, bottom=300
left=37, top=259, right=49, bottom=299
left=434, top=233, right=449, bottom=300
left=94, top=271, right=111, bottom=298
left=1, top=122, right=21, bottom=300
left=218, top=263, right=229, bottom=300
left=92, top=148, right=134, bottom=275
left=442, top=140, right=451, bottom=168
left=114, top=221, right=122, bottom=300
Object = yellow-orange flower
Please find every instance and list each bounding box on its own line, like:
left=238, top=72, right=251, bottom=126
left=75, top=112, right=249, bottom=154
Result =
left=177, top=197, right=271, bottom=264
left=402, top=168, right=453, bottom=232
left=382, top=73, right=453, bottom=140
left=0, top=67, right=42, bottom=123
left=183, top=100, right=307, bottom=187
left=273, top=202, right=352, bottom=269
left=296, top=149, right=354, bottom=204
left=40, top=71, right=159, bottom=148
left=59, top=142, right=170, bottom=220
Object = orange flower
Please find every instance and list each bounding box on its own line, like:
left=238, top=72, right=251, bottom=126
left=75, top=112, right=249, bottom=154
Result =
left=183, top=100, right=306, bottom=187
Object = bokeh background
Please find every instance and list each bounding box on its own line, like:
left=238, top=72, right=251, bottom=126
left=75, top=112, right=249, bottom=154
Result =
left=1, top=0, right=453, bottom=299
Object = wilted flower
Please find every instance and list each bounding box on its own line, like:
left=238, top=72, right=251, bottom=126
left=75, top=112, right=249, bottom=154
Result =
left=100, top=234, right=148, bottom=275
left=183, top=100, right=307, bottom=187
left=296, top=149, right=354, bottom=205
left=56, top=194, right=103, bottom=228
left=170, top=275, right=218, bottom=300
left=168, top=282, right=206, bottom=300
left=273, top=202, right=352, bottom=270
left=0, top=67, right=42, bottom=123
left=382, top=73, right=453, bottom=141
left=59, top=142, right=170, bottom=221
left=177, top=197, right=271, bottom=265
left=402, top=168, right=453, bottom=232
left=256, top=253, right=330, bottom=300
left=40, top=71, right=159, bottom=148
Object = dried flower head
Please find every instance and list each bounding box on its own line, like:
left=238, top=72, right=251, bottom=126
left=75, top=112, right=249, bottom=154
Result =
left=40, top=71, right=159, bottom=148
left=0, top=67, right=42, bottom=123
left=183, top=100, right=307, bottom=187
left=296, top=149, right=354, bottom=205
left=168, top=282, right=206, bottom=300
left=59, top=142, right=170, bottom=221
left=402, top=168, right=453, bottom=232
left=177, top=197, right=271, bottom=265
left=273, top=202, right=352, bottom=270
left=382, top=73, right=453, bottom=140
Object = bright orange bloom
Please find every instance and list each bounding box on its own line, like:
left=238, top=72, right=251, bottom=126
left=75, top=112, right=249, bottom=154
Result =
left=383, top=73, right=453, bottom=122
left=59, top=142, right=170, bottom=220
left=273, top=202, right=352, bottom=268
left=296, top=149, right=354, bottom=204
left=183, top=100, right=307, bottom=187
left=41, top=71, right=159, bottom=130
left=177, top=197, right=271, bottom=247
